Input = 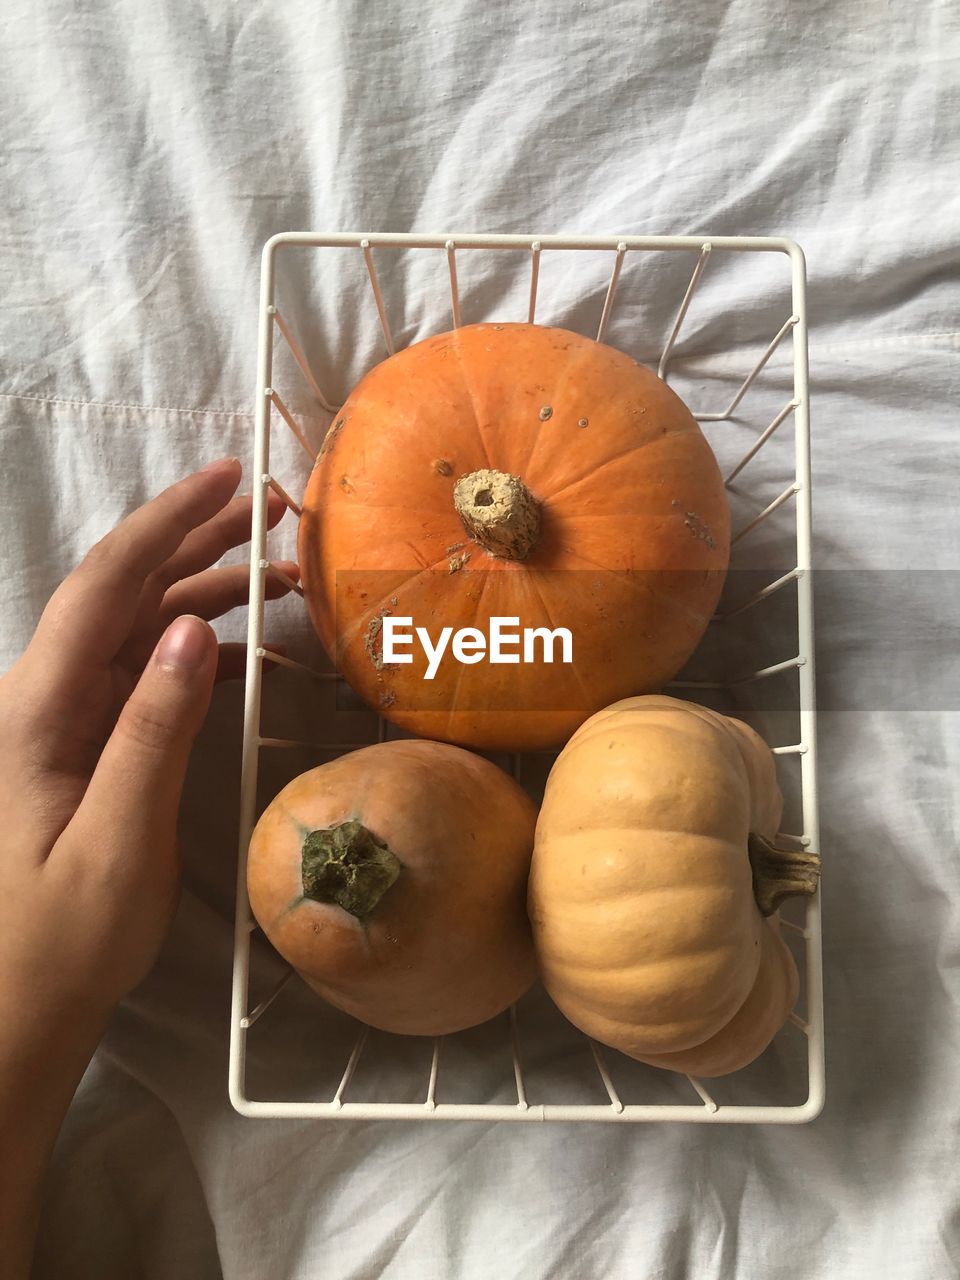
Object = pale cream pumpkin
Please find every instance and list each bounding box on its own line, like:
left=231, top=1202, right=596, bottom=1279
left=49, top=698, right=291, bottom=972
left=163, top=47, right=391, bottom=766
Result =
left=528, top=695, right=820, bottom=1076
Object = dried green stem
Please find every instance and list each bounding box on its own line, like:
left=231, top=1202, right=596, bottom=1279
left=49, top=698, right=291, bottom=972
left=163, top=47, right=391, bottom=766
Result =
left=748, top=832, right=821, bottom=917
left=301, top=820, right=401, bottom=919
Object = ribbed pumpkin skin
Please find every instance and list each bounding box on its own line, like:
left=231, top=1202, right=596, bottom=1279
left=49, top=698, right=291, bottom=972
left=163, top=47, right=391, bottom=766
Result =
left=247, top=740, right=537, bottom=1036
left=528, top=696, right=799, bottom=1076
left=299, top=323, right=729, bottom=752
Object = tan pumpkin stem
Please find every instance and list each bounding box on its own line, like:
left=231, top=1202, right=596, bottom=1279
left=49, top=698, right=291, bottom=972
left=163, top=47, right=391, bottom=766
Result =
left=301, top=820, right=401, bottom=920
left=453, top=468, right=542, bottom=560
left=747, top=832, right=821, bottom=917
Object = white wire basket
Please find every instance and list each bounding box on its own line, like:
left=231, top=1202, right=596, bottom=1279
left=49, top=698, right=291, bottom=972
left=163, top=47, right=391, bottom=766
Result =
left=230, top=232, right=823, bottom=1124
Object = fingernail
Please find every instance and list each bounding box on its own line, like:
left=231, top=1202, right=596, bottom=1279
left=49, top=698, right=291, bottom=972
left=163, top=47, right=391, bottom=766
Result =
left=200, top=456, right=241, bottom=474
left=156, top=616, right=212, bottom=671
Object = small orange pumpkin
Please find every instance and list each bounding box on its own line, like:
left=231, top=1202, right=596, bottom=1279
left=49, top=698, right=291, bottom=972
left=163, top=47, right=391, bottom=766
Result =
left=528, top=696, right=820, bottom=1076
left=299, top=323, right=729, bottom=752
left=246, top=740, right=537, bottom=1036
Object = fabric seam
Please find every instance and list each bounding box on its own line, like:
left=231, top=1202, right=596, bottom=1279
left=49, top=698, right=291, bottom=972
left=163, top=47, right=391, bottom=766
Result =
left=0, top=391, right=332, bottom=423
left=1, top=329, right=957, bottom=421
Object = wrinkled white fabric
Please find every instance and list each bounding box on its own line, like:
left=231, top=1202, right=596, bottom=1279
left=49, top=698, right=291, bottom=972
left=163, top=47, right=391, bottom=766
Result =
left=1, top=2, right=959, bottom=1277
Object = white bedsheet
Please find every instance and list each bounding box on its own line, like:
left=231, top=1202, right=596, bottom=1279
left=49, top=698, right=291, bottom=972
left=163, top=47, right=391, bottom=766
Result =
left=2, top=2, right=959, bottom=1277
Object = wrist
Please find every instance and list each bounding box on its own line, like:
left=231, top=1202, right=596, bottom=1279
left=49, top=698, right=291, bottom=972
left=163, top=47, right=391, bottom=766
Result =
left=0, top=984, right=109, bottom=1096
left=0, top=962, right=112, bottom=1061
left=0, top=996, right=109, bottom=1280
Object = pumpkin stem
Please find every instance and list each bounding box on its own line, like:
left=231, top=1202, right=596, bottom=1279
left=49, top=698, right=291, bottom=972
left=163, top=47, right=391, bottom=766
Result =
left=453, top=468, right=542, bottom=560
left=747, top=833, right=821, bottom=917
left=301, top=820, right=401, bottom=920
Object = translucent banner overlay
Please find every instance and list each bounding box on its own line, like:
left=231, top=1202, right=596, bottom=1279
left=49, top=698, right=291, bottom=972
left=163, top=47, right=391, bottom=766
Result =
left=326, top=569, right=959, bottom=713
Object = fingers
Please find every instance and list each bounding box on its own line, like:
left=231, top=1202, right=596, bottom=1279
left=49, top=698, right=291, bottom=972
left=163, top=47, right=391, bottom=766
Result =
left=64, top=616, right=218, bottom=874
left=215, top=642, right=286, bottom=683
left=117, top=562, right=299, bottom=672
left=129, top=488, right=291, bottom=656
left=128, top=489, right=285, bottom=634
left=26, top=459, right=243, bottom=685
left=160, top=560, right=300, bottom=625
left=150, top=489, right=288, bottom=591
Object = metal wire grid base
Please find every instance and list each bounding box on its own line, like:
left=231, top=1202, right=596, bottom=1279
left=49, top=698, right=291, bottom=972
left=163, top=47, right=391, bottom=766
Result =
left=230, top=233, right=823, bottom=1124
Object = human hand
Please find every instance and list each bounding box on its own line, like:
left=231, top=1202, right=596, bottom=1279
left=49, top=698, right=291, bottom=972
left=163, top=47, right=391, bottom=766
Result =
left=0, top=457, right=297, bottom=1030
left=0, top=457, right=298, bottom=1275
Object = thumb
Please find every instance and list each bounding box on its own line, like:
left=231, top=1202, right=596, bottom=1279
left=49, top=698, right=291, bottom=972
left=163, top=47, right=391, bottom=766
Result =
left=77, top=616, right=218, bottom=854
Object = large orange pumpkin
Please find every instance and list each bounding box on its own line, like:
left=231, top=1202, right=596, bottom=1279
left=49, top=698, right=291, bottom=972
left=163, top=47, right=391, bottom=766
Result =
left=246, top=739, right=537, bottom=1036
left=528, top=696, right=820, bottom=1076
left=299, top=323, right=729, bottom=752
